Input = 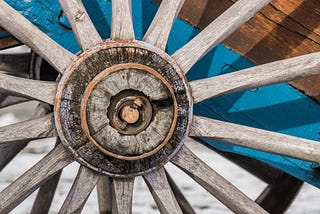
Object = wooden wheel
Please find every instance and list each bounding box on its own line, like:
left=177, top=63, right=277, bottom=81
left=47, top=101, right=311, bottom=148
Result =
left=0, top=0, right=319, bottom=213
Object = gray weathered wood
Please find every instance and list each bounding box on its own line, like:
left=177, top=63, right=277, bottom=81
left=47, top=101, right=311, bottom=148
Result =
left=171, top=145, right=267, bottom=214
left=31, top=138, right=63, bottom=214
left=189, top=137, right=283, bottom=184
left=165, top=170, right=195, bottom=214
left=0, top=1, right=76, bottom=73
left=0, top=73, right=57, bottom=105
left=59, top=166, right=99, bottom=214
left=143, top=168, right=183, bottom=214
left=143, top=0, right=184, bottom=50
left=190, top=52, right=320, bottom=103
left=190, top=116, right=320, bottom=163
left=58, top=0, right=102, bottom=51
left=0, top=94, right=29, bottom=108
left=97, top=177, right=112, bottom=214
left=111, top=178, right=134, bottom=214
left=172, top=0, right=272, bottom=73
left=0, top=103, right=51, bottom=171
left=111, top=0, right=135, bottom=40
left=31, top=171, right=62, bottom=214
left=0, top=144, right=74, bottom=213
left=0, top=113, right=57, bottom=145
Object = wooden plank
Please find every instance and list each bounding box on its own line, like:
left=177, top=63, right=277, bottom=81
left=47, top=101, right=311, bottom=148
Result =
left=0, top=144, right=74, bottom=213
left=143, top=0, right=185, bottom=50
left=58, top=0, right=102, bottom=50
left=0, top=113, right=57, bottom=144
left=190, top=116, right=320, bottom=163
left=111, top=178, right=134, bottom=214
left=59, top=166, right=99, bottom=214
left=111, top=0, right=135, bottom=40
left=143, top=168, right=183, bottom=214
left=171, top=0, right=272, bottom=73
left=189, top=52, right=320, bottom=103
left=171, top=145, right=267, bottom=214
left=97, top=177, right=112, bottom=214
left=0, top=1, right=76, bottom=73
left=0, top=73, right=57, bottom=105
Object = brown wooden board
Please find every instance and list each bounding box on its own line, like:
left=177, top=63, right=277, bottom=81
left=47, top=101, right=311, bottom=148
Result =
left=155, top=0, right=320, bottom=102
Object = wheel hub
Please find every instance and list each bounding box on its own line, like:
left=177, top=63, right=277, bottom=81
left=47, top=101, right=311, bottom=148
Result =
left=54, top=40, right=192, bottom=177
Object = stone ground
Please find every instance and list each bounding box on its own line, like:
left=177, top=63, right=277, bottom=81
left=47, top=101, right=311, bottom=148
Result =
left=0, top=101, right=319, bottom=213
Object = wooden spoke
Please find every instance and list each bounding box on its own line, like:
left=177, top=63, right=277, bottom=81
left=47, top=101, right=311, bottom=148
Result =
left=0, top=94, right=29, bottom=109
left=190, top=52, right=320, bottom=103
left=0, top=73, right=57, bottom=105
left=190, top=116, right=320, bottom=163
left=172, top=0, right=272, bottom=73
left=0, top=1, right=76, bottom=73
left=165, top=170, right=195, bottom=214
left=143, top=0, right=184, bottom=50
left=0, top=53, right=31, bottom=76
left=0, top=103, right=51, bottom=171
left=58, top=0, right=102, bottom=51
left=0, top=113, right=57, bottom=145
left=171, top=145, right=267, bottom=214
left=31, top=138, right=63, bottom=214
left=97, top=176, right=112, bottom=214
left=0, top=144, right=73, bottom=213
left=256, top=173, right=303, bottom=214
left=31, top=167, right=62, bottom=214
left=190, top=137, right=282, bottom=184
left=143, top=168, right=183, bottom=214
left=111, top=0, right=135, bottom=40
left=111, top=177, right=134, bottom=214
left=59, top=166, right=100, bottom=214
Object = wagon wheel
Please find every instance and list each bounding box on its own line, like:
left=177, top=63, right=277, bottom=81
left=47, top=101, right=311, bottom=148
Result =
left=0, top=0, right=320, bottom=213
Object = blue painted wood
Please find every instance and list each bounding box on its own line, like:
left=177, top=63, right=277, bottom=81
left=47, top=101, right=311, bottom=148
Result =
left=4, top=0, right=320, bottom=187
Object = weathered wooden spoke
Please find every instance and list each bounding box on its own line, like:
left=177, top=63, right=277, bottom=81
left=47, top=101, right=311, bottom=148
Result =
left=111, top=178, right=134, bottom=214
left=171, top=145, right=267, bottom=214
left=31, top=138, right=63, bottom=214
left=0, top=1, right=76, bottom=73
left=143, top=168, right=183, bottom=214
left=190, top=52, right=320, bottom=103
left=0, top=144, right=74, bottom=213
left=0, top=73, right=57, bottom=105
left=97, top=177, right=112, bottom=214
left=191, top=116, right=320, bottom=163
left=111, top=0, right=135, bottom=40
left=59, top=166, right=100, bottom=214
left=165, top=170, right=195, bottom=214
left=143, top=0, right=185, bottom=50
left=58, top=0, right=102, bottom=51
left=0, top=113, right=57, bottom=145
left=172, top=0, right=272, bottom=73
left=0, top=103, right=51, bottom=171
left=0, top=94, right=29, bottom=109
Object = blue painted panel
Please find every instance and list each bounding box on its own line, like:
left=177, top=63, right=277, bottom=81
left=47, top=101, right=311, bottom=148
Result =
left=4, top=0, right=320, bottom=187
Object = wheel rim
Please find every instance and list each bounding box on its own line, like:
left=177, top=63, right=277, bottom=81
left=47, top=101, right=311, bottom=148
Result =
left=0, top=0, right=319, bottom=213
